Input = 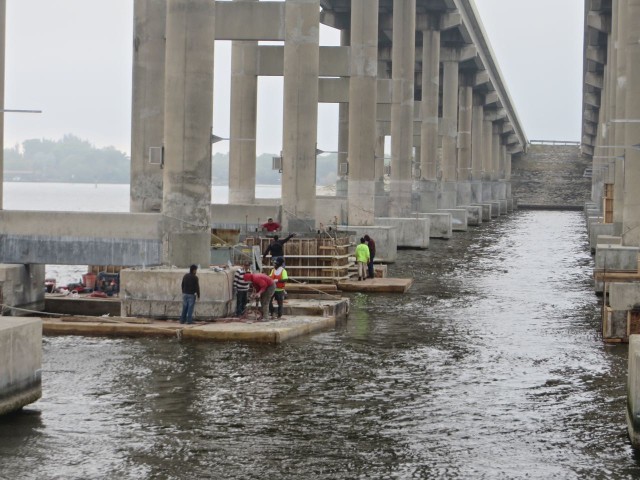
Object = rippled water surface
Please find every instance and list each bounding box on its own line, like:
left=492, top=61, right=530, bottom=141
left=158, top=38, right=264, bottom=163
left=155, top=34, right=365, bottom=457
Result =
left=2, top=211, right=639, bottom=479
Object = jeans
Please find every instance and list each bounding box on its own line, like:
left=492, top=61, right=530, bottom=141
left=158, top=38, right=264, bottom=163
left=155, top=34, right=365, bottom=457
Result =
left=235, top=290, right=248, bottom=316
left=269, top=290, right=285, bottom=318
left=180, top=293, right=196, bottom=324
left=368, top=253, right=375, bottom=278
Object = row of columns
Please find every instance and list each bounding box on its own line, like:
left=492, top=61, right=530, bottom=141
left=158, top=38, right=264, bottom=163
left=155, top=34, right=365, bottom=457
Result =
left=589, top=0, right=640, bottom=246
left=127, top=0, right=518, bottom=264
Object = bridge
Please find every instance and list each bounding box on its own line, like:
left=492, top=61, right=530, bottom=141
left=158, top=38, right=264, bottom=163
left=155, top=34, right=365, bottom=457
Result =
left=0, top=0, right=533, bottom=315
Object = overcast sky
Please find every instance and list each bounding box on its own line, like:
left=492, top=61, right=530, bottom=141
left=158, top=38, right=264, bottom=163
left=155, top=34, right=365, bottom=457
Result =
left=4, top=0, right=584, bottom=156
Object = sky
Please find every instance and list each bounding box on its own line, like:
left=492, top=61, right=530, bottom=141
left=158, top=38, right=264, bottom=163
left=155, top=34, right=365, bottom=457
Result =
left=4, top=0, right=584, bottom=156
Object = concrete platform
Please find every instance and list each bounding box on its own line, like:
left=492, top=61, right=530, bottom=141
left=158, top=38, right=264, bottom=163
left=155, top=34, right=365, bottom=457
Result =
left=41, top=298, right=349, bottom=344
left=0, top=318, right=42, bottom=415
left=42, top=315, right=340, bottom=344
left=375, top=217, right=430, bottom=249
left=337, top=277, right=413, bottom=293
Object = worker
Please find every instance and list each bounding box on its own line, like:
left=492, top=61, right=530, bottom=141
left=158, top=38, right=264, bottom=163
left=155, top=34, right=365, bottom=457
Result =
left=269, top=256, right=288, bottom=319
left=263, top=233, right=296, bottom=263
left=355, top=237, right=370, bottom=281
left=261, top=217, right=281, bottom=232
left=364, top=234, right=376, bottom=279
left=243, top=271, right=276, bottom=321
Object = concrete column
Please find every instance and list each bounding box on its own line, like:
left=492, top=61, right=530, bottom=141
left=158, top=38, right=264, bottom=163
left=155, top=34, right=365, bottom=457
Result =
left=375, top=135, right=386, bottom=188
left=389, top=0, right=416, bottom=218
left=336, top=29, right=350, bottom=197
left=439, top=54, right=458, bottom=208
left=419, top=26, right=439, bottom=181
left=470, top=93, right=484, bottom=203
left=441, top=59, right=458, bottom=182
left=456, top=77, right=472, bottom=205
left=491, top=128, right=501, bottom=181
left=499, top=144, right=506, bottom=180
left=229, top=0, right=258, bottom=205
left=347, top=0, right=379, bottom=226
left=0, top=0, right=6, bottom=211
left=622, top=0, right=640, bottom=246
left=130, top=0, right=166, bottom=213
left=482, top=118, right=493, bottom=201
left=162, top=0, right=215, bottom=267
left=614, top=0, right=629, bottom=232
left=282, top=0, right=320, bottom=231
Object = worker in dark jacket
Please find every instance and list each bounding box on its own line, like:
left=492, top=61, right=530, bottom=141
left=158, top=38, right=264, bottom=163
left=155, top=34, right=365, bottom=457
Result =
left=263, top=233, right=296, bottom=263
left=364, top=234, right=376, bottom=279
left=180, top=264, right=200, bottom=324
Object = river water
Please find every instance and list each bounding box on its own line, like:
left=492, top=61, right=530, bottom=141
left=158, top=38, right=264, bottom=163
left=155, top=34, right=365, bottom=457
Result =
left=0, top=188, right=639, bottom=478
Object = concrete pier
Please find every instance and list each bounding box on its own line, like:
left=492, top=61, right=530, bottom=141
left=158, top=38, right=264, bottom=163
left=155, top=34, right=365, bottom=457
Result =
left=162, top=0, right=215, bottom=267
left=347, top=0, right=378, bottom=226
left=282, top=0, right=319, bottom=231
left=229, top=0, right=258, bottom=205
left=130, top=0, right=166, bottom=213
left=0, top=318, right=42, bottom=415
left=389, top=0, right=415, bottom=218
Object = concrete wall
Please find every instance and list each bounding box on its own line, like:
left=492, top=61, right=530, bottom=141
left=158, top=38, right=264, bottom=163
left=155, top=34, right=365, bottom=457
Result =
left=210, top=204, right=282, bottom=232
left=0, top=318, right=42, bottom=415
left=0, top=212, right=162, bottom=266
left=0, top=264, right=45, bottom=315
left=511, top=144, right=591, bottom=207
left=120, top=267, right=235, bottom=319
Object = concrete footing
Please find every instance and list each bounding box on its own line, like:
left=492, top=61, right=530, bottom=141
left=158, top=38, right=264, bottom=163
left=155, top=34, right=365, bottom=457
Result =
left=594, top=245, right=639, bottom=294
left=120, top=267, right=235, bottom=319
left=489, top=201, right=500, bottom=218
left=438, top=208, right=468, bottom=231
left=375, top=217, right=430, bottom=249
left=337, top=225, right=397, bottom=262
left=0, top=318, right=42, bottom=415
left=472, top=203, right=493, bottom=221
left=416, top=213, right=452, bottom=239
left=465, top=205, right=482, bottom=226
left=589, top=223, right=616, bottom=252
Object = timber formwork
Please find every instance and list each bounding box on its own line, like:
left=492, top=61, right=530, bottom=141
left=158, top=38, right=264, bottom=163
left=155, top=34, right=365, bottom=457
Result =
left=244, top=233, right=355, bottom=283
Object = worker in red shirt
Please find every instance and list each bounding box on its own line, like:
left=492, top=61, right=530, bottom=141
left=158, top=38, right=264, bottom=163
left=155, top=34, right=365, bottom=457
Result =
left=243, top=272, right=276, bottom=321
left=261, top=217, right=281, bottom=232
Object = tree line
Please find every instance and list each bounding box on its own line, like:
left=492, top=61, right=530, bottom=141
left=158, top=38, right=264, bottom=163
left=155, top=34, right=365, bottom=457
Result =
left=4, top=135, right=339, bottom=186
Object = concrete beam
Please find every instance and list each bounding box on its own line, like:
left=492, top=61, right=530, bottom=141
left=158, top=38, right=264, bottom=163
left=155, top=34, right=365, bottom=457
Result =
left=0, top=211, right=162, bottom=266
left=584, top=91, right=601, bottom=107
left=484, top=107, right=507, bottom=121
left=318, top=78, right=393, bottom=104
left=587, top=11, right=610, bottom=33
left=586, top=45, right=606, bottom=64
left=258, top=45, right=350, bottom=77
left=473, top=70, right=490, bottom=87
left=214, top=1, right=285, bottom=41
left=440, top=12, right=462, bottom=31
left=483, top=91, right=500, bottom=106
left=585, top=71, right=604, bottom=89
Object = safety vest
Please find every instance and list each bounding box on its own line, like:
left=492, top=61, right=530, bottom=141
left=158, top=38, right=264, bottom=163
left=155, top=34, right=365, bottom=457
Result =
left=270, top=267, right=288, bottom=290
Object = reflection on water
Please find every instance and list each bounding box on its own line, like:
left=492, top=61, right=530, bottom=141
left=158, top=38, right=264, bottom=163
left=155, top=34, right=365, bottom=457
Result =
left=2, top=211, right=639, bottom=479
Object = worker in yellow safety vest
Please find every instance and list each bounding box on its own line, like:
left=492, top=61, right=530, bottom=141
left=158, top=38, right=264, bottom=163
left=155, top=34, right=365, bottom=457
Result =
left=269, top=256, right=289, bottom=319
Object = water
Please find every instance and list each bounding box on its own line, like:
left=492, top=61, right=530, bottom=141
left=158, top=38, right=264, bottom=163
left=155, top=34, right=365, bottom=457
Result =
left=1, top=186, right=639, bottom=478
